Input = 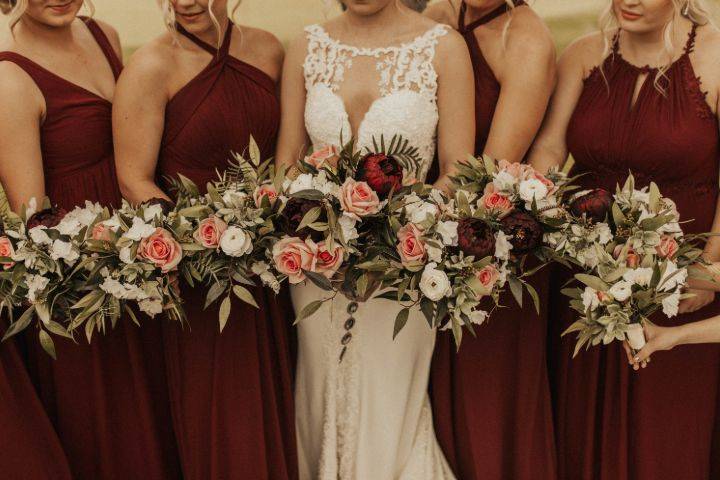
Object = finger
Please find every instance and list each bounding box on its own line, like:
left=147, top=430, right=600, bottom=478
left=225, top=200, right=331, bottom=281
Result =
left=641, top=360, right=648, bottom=368
left=634, top=345, right=654, bottom=364
left=622, top=342, right=634, bottom=365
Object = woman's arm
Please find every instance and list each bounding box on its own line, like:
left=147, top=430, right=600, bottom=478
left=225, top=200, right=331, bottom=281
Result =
left=433, top=29, right=475, bottom=191
left=0, top=63, right=46, bottom=212
left=112, top=44, right=172, bottom=204
left=484, top=13, right=556, bottom=163
left=625, top=318, right=720, bottom=368
left=275, top=35, right=310, bottom=170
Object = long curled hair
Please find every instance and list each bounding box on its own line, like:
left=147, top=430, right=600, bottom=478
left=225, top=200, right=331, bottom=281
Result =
left=158, top=0, right=241, bottom=48
left=1, top=0, right=95, bottom=31
left=599, top=0, right=713, bottom=92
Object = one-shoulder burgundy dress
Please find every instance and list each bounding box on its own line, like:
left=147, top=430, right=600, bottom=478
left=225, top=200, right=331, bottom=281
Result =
left=549, top=25, right=720, bottom=479
left=0, top=19, right=180, bottom=480
left=156, top=23, right=297, bottom=480
left=429, top=2, right=557, bottom=479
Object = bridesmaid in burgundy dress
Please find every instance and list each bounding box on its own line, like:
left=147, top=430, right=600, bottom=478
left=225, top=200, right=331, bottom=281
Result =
left=424, top=1, right=558, bottom=478
left=530, top=1, right=720, bottom=478
left=0, top=2, right=179, bottom=479
left=113, top=1, right=296, bottom=478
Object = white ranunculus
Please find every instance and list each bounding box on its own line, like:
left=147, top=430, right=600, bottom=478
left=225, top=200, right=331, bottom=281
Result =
left=518, top=178, right=549, bottom=203
left=338, top=214, right=359, bottom=242
left=594, top=223, right=613, bottom=245
left=493, top=171, right=517, bottom=192
left=26, top=274, right=50, bottom=303
left=29, top=226, right=52, bottom=246
left=622, top=267, right=654, bottom=287
left=219, top=227, right=253, bottom=257
left=124, top=217, right=155, bottom=241
left=50, top=239, right=79, bottom=265
left=608, top=280, right=633, bottom=302
left=581, top=286, right=600, bottom=311
left=119, top=246, right=135, bottom=265
left=662, top=291, right=681, bottom=317
left=143, top=203, right=164, bottom=222
left=436, top=220, right=459, bottom=247
left=659, top=261, right=688, bottom=292
left=288, top=173, right=314, bottom=194
left=222, top=189, right=249, bottom=208
left=139, top=297, right=164, bottom=317
left=494, top=230, right=513, bottom=261
left=419, top=262, right=451, bottom=301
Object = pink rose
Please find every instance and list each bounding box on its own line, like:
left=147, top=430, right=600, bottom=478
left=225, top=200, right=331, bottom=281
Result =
left=91, top=223, right=112, bottom=242
left=479, top=184, right=513, bottom=214
left=315, top=241, right=344, bottom=279
left=499, top=159, right=533, bottom=180
left=138, top=227, right=183, bottom=273
left=339, top=178, right=381, bottom=220
left=272, top=237, right=318, bottom=284
left=304, top=145, right=339, bottom=169
left=396, top=223, right=427, bottom=267
left=475, top=264, right=499, bottom=296
left=656, top=235, right=679, bottom=259
left=0, top=236, right=15, bottom=270
left=613, top=245, right=641, bottom=268
left=254, top=183, right=279, bottom=207
left=193, top=216, right=228, bottom=249
left=532, top=171, right=557, bottom=195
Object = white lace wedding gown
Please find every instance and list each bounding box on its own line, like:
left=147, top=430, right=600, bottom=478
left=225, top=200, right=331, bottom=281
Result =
left=291, top=24, right=456, bottom=480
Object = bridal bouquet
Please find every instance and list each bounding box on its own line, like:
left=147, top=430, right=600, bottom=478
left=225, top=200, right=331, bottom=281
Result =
left=557, top=175, right=707, bottom=356
left=0, top=199, right=99, bottom=357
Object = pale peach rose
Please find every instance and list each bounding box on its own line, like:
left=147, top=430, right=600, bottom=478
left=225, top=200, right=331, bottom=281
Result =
left=532, top=171, right=558, bottom=196
left=339, top=178, right=381, bottom=220
left=613, top=245, right=641, bottom=268
left=396, top=223, right=427, bottom=267
left=138, top=227, right=183, bottom=273
left=479, top=183, right=513, bottom=214
left=304, top=145, right=339, bottom=169
left=253, top=184, right=279, bottom=207
left=193, top=216, right=228, bottom=249
left=656, top=235, right=679, bottom=259
left=0, top=236, right=14, bottom=269
left=315, top=241, right=344, bottom=279
left=272, top=237, right=318, bottom=284
left=91, top=223, right=112, bottom=242
left=475, top=264, right=500, bottom=295
left=499, top=159, right=533, bottom=180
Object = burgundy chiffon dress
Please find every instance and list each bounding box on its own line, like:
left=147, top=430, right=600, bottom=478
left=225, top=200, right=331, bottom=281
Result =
left=156, top=23, right=297, bottom=480
left=429, top=2, right=557, bottom=479
left=0, top=19, right=180, bottom=480
left=549, top=25, right=720, bottom=479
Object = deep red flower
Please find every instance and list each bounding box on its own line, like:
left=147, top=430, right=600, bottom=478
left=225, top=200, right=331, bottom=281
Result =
left=27, top=207, right=67, bottom=229
left=280, top=197, right=325, bottom=241
left=356, top=153, right=403, bottom=199
left=500, top=211, right=543, bottom=254
left=457, top=218, right=496, bottom=259
left=569, top=189, right=613, bottom=223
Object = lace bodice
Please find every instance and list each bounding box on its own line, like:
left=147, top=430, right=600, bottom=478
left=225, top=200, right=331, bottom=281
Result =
left=303, top=23, right=448, bottom=180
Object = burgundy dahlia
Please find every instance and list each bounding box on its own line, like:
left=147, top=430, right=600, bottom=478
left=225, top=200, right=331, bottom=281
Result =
left=500, top=211, right=543, bottom=254
left=356, top=153, right=403, bottom=199
left=280, top=197, right=325, bottom=241
left=569, top=188, right=613, bottom=223
left=457, top=218, right=496, bottom=259
left=27, top=207, right=67, bottom=229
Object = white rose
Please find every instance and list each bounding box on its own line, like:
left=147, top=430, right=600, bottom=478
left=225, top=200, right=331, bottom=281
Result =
left=659, top=261, right=688, bottom=292
left=139, top=297, right=164, bottom=317
left=436, top=220, right=459, bottom=247
left=494, top=230, right=513, bottom=261
left=622, top=267, right=653, bottom=287
left=29, top=226, right=52, bottom=246
left=222, top=189, right=249, bottom=208
left=288, top=173, right=314, bottom=194
left=581, top=286, right=600, bottom=311
left=405, top=197, right=439, bottom=224
left=219, top=227, right=253, bottom=257
left=518, top=178, right=549, bottom=203
left=124, top=217, right=155, bottom=241
left=143, top=203, right=164, bottom=222
left=493, top=171, right=516, bottom=192
left=119, top=246, right=135, bottom=265
left=608, top=280, right=633, bottom=302
left=427, top=244, right=443, bottom=263
left=50, top=239, right=79, bottom=265
left=419, top=262, right=451, bottom=301
left=338, top=215, right=359, bottom=242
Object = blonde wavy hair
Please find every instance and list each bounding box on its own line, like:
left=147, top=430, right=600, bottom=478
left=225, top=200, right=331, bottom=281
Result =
left=599, top=0, right=712, bottom=92
left=158, top=0, right=241, bottom=48
left=1, top=0, right=94, bottom=31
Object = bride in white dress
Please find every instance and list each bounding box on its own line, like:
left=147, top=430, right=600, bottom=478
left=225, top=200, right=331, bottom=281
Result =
left=276, top=1, right=475, bottom=478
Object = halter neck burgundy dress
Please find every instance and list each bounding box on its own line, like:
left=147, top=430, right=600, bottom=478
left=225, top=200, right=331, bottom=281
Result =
left=549, top=25, right=720, bottom=479
left=156, top=24, right=297, bottom=480
left=429, top=3, right=557, bottom=479
left=0, top=19, right=180, bottom=479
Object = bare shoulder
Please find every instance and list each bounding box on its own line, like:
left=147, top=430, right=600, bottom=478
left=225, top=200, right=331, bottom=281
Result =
left=237, top=25, right=284, bottom=63
left=692, top=25, right=720, bottom=93
left=434, top=23, right=469, bottom=59
left=506, top=7, right=554, bottom=55
left=120, top=34, right=175, bottom=85
left=89, top=18, right=122, bottom=60
left=285, top=29, right=311, bottom=66
left=0, top=62, right=43, bottom=115
left=424, top=0, right=457, bottom=26
left=559, top=31, right=606, bottom=78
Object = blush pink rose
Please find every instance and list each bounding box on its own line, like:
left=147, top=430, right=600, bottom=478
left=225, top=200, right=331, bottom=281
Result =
left=339, top=178, right=381, bottom=220
left=0, top=236, right=15, bottom=269
left=304, top=145, right=339, bottom=169
left=532, top=171, right=557, bottom=195
left=613, top=245, right=641, bottom=268
left=91, top=223, right=112, bottom=242
left=396, top=223, right=427, bottom=267
left=272, top=237, right=318, bottom=284
left=656, top=235, right=679, bottom=259
left=479, top=184, right=513, bottom=214
left=138, top=227, right=183, bottom=273
left=253, top=184, right=279, bottom=207
left=475, top=264, right=499, bottom=295
left=499, top=159, right=533, bottom=180
left=193, top=216, right=228, bottom=249
left=315, top=241, right=344, bottom=279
